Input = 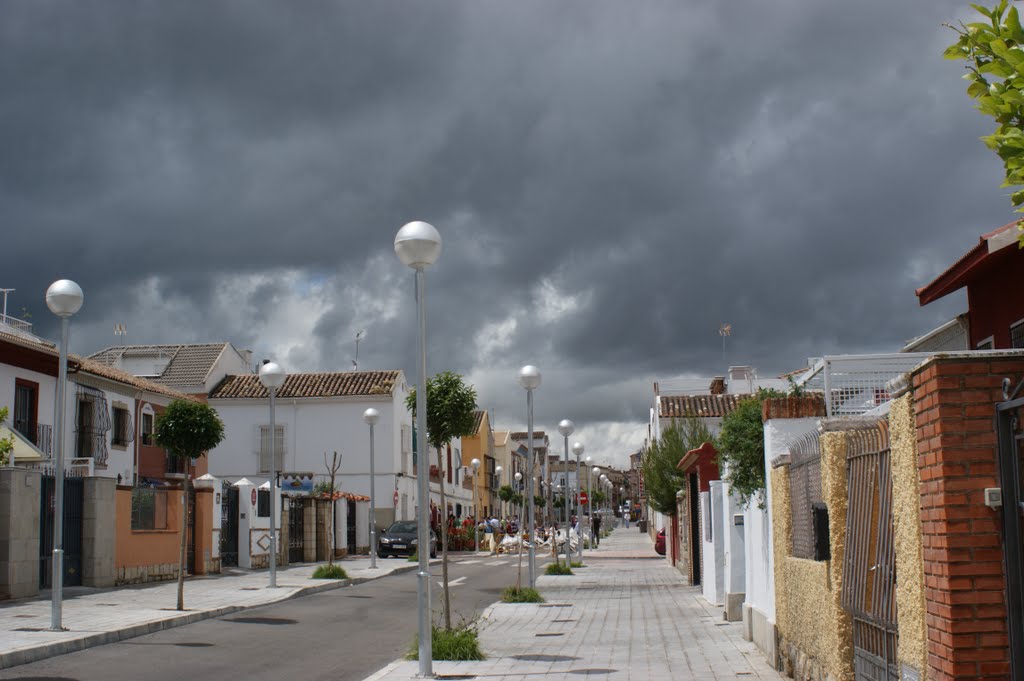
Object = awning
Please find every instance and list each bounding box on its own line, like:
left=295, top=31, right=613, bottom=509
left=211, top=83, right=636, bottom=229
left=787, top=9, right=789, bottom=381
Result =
left=2, top=426, right=46, bottom=462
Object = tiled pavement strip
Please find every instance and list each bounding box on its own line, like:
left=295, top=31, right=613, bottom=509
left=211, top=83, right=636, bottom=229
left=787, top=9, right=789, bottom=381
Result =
left=0, top=556, right=429, bottom=669
left=367, top=527, right=785, bottom=681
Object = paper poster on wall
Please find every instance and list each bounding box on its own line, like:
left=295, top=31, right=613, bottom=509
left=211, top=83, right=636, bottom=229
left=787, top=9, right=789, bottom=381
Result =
left=280, top=473, right=315, bottom=497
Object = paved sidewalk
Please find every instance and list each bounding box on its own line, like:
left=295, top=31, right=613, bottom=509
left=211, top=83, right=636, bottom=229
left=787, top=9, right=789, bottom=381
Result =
left=0, top=555, right=431, bottom=669
left=366, top=527, right=785, bottom=681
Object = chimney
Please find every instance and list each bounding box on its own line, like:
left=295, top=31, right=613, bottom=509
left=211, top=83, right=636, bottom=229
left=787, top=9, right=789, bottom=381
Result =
left=709, top=376, right=726, bottom=395
left=728, top=366, right=755, bottom=394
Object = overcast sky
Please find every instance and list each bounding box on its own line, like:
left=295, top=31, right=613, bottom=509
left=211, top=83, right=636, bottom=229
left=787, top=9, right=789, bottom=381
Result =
left=1, top=1, right=1011, bottom=468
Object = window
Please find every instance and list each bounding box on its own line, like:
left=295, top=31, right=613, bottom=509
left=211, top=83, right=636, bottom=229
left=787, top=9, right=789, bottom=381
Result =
left=1012, top=320, right=1024, bottom=349
left=131, top=488, right=168, bottom=530
left=257, top=489, right=270, bottom=517
left=111, top=406, right=133, bottom=447
left=812, top=503, right=831, bottom=561
left=75, top=386, right=110, bottom=464
left=141, top=412, right=155, bottom=446
left=259, top=425, right=285, bottom=473
left=13, top=379, right=38, bottom=443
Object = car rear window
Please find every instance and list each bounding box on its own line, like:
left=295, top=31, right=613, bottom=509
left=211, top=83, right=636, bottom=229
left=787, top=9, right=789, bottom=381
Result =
left=389, top=521, right=417, bottom=533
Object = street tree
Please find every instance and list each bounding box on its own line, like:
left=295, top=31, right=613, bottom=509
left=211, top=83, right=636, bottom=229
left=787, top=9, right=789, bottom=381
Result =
left=946, top=0, right=1024, bottom=243
left=717, top=389, right=784, bottom=508
left=641, top=417, right=714, bottom=516
left=154, top=399, right=224, bottom=611
left=0, top=407, right=15, bottom=466
left=406, top=371, right=478, bottom=631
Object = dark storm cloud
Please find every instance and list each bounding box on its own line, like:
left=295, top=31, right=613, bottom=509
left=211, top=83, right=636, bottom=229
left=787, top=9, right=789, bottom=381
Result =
left=0, top=0, right=1009, bottom=464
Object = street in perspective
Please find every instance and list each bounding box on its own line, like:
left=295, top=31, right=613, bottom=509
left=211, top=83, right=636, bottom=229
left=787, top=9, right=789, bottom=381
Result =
left=3, top=2, right=1024, bottom=681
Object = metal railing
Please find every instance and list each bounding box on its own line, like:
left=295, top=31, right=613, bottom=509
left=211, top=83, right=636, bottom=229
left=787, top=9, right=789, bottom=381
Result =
left=794, top=354, right=934, bottom=417
left=0, top=314, right=33, bottom=334
left=24, top=458, right=95, bottom=478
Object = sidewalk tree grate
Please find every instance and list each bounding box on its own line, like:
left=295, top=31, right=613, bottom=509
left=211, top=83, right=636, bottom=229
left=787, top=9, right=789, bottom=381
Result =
left=224, top=616, right=297, bottom=625
left=512, top=654, right=579, bottom=662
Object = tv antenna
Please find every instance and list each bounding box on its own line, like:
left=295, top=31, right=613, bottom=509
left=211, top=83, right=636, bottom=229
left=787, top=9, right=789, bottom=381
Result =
left=114, top=323, right=127, bottom=344
left=352, top=329, right=366, bottom=371
left=718, top=322, right=732, bottom=364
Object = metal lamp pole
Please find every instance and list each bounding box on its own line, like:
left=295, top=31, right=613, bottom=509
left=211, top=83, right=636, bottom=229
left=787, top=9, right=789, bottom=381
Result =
left=395, top=221, right=442, bottom=678
left=557, top=420, right=574, bottom=565
left=573, top=443, right=584, bottom=559
left=259, top=361, right=286, bottom=588
left=518, top=365, right=541, bottom=588
left=471, top=458, right=481, bottom=552
left=495, top=465, right=503, bottom=518
left=45, top=279, right=83, bottom=631
left=514, top=471, right=522, bottom=523
left=363, top=408, right=380, bottom=569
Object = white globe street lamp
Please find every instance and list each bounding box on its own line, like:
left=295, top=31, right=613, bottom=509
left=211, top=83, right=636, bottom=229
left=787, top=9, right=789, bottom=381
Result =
left=514, top=471, right=523, bottom=519
left=495, top=465, right=503, bottom=518
left=572, top=442, right=585, bottom=558
left=258, top=361, right=286, bottom=588
left=518, top=365, right=541, bottom=588
left=395, top=220, right=441, bottom=676
left=45, top=279, right=82, bottom=631
left=557, top=420, right=574, bottom=565
left=363, top=407, right=380, bottom=569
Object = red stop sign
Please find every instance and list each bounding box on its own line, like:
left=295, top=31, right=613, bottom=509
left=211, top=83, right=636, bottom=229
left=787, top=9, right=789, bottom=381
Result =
left=579, top=492, right=589, bottom=505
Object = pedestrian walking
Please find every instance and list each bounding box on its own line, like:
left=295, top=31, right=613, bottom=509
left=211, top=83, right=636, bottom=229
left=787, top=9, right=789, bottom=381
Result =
left=591, top=513, right=601, bottom=547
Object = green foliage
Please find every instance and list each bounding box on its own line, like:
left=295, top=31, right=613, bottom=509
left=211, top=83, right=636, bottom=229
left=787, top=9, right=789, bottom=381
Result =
left=553, top=497, right=565, bottom=509
left=545, top=562, right=573, bottom=575
left=498, top=484, right=514, bottom=502
left=407, top=552, right=419, bottom=562
left=312, top=479, right=337, bottom=497
left=153, top=400, right=225, bottom=461
left=946, top=0, right=1024, bottom=243
left=0, top=407, right=15, bottom=466
left=407, top=624, right=485, bottom=661
left=312, top=564, right=348, bottom=579
left=501, top=585, right=544, bottom=603
left=510, top=493, right=524, bottom=507
left=641, top=417, right=715, bottom=516
left=405, top=372, right=478, bottom=450
left=717, top=389, right=782, bottom=508
left=570, top=560, right=585, bottom=568
left=533, top=495, right=546, bottom=508
left=591, top=490, right=606, bottom=504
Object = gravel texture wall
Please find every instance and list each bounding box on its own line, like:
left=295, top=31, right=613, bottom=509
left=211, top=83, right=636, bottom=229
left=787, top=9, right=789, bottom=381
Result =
left=888, top=393, right=927, bottom=677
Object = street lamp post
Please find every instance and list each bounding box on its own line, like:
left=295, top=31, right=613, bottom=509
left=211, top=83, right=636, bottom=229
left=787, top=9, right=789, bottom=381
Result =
left=557, top=419, right=574, bottom=565
left=494, top=465, right=503, bottom=518
left=363, top=408, right=380, bottom=569
left=518, top=365, right=541, bottom=588
left=259, top=361, right=286, bottom=588
left=395, top=220, right=442, bottom=678
left=471, top=458, right=481, bottom=553
left=572, top=442, right=584, bottom=559
left=514, top=471, right=523, bottom=521
left=45, top=279, right=83, bottom=631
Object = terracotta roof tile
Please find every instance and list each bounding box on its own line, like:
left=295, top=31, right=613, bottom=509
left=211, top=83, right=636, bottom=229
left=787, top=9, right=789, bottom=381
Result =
left=658, top=394, right=753, bottom=418
left=209, top=371, right=401, bottom=399
left=89, top=343, right=237, bottom=387
left=510, top=431, right=546, bottom=440
left=471, top=410, right=486, bottom=435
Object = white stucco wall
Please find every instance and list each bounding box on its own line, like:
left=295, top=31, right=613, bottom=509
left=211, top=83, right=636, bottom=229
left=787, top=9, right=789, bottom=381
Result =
left=723, top=487, right=746, bottom=595
left=702, top=484, right=726, bottom=606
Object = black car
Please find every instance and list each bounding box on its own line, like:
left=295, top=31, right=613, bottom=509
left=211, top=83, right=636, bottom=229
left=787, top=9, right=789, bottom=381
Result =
left=377, top=521, right=437, bottom=559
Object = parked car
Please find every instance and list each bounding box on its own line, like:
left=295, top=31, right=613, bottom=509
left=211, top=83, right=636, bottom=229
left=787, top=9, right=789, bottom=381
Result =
left=378, top=521, right=437, bottom=559
left=654, top=527, right=666, bottom=556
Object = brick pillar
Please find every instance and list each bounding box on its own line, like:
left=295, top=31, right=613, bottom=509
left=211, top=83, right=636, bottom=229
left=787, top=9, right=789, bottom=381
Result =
left=911, top=355, right=1024, bottom=680
left=193, top=488, right=214, bottom=575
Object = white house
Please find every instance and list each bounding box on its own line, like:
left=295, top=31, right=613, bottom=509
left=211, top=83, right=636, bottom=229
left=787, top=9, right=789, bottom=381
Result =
left=89, top=342, right=254, bottom=397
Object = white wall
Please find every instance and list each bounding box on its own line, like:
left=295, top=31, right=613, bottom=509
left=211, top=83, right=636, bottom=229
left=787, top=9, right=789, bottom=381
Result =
left=702, top=483, right=726, bottom=606
left=723, top=487, right=746, bottom=595
left=0, top=363, right=56, bottom=446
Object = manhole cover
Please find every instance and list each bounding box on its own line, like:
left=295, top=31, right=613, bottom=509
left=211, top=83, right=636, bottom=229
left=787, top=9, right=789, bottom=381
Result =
left=512, top=654, right=579, bottom=662
left=224, top=617, right=297, bottom=625
left=174, top=642, right=214, bottom=647
left=536, top=632, right=564, bottom=637
left=568, top=669, right=617, bottom=675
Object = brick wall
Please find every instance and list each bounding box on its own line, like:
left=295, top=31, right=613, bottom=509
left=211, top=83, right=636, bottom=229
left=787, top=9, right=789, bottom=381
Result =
left=912, top=355, right=1024, bottom=680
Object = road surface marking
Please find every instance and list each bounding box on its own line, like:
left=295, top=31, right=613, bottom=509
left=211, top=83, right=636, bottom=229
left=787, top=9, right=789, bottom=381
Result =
left=437, top=576, right=467, bottom=588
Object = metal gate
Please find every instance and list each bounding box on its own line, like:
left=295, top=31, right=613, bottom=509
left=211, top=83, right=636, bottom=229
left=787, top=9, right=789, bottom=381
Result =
left=39, top=476, right=84, bottom=589
left=289, top=498, right=306, bottom=563
left=347, top=500, right=357, bottom=554
left=220, top=482, right=239, bottom=568
left=997, top=378, right=1024, bottom=680
left=841, top=422, right=898, bottom=681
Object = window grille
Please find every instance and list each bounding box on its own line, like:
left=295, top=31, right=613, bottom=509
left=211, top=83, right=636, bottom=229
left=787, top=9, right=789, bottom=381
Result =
left=131, top=487, right=168, bottom=530
left=259, top=425, right=285, bottom=473
left=111, top=406, right=134, bottom=447
left=1012, top=320, right=1024, bottom=349
left=75, top=385, right=111, bottom=465
left=788, top=430, right=824, bottom=560
left=141, top=412, right=155, bottom=445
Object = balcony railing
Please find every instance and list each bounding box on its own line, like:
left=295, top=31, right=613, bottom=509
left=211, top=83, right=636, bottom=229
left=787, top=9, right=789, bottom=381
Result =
left=794, top=353, right=934, bottom=417
left=0, top=314, right=32, bottom=335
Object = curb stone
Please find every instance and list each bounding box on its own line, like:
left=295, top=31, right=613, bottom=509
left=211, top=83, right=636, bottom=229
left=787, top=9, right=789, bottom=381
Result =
left=0, top=564, right=422, bottom=670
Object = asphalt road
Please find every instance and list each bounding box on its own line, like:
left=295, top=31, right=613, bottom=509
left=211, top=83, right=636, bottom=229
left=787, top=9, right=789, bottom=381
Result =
left=0, top=554, right=542, bottom=681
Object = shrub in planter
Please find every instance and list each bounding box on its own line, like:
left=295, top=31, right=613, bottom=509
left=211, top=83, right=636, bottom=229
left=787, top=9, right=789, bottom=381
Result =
left=312, top=564, right=348, bottom=580
left=407, top=624, right=485, bottom=661
left=501, top=586, right=544, bottom=603
left=545, top=562, right=573, bottom=576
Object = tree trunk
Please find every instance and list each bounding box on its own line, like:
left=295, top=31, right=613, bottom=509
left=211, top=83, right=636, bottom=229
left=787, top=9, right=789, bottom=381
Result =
left=176, top=474, right=189, bottom=611
left=436, top=446, right=452, bottom=631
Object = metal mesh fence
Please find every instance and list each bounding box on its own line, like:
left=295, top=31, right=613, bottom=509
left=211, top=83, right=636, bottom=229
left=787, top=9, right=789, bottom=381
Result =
left=795, top=354, right=932, bottom=417
left=788, top=430, right=823, bottom=560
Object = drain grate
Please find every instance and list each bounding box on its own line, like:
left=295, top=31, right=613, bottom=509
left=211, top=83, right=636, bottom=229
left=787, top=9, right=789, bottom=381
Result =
left=346, top=595, right=373, bottom=599
left=13, top=614, right=36, bottom=618
left=551, top=618, right=577, bottom=623
left=538, top=603, right=572, bottom=608
left=435, top=675, right=476, bottom=680
left=224, top=616, right=297, bottom=625
left=568, top=669, right=617, bottom=675
left=175, top=642, right=215, bottom=647
left=14, top=627, right=49, bottom=632
left=239, top=587, right=260, bottom=591
left=536, top=632, right=565, bottom=637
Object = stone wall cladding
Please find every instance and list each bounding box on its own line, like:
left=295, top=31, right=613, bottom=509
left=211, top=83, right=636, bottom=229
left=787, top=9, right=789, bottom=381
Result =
left=911, top=356, right=1024, bottom=680
left=772, top=432, right=854, bottom=681
left=889, top=393, right=928, bottom=677
left=116, top=563, right=179, bottom=586
left=763, top=396, right=827, bottom=421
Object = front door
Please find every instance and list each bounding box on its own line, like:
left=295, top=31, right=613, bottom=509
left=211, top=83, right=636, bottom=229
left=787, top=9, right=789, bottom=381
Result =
left=997, top=392, right=1024, bottom=680
left=289, top=498, right=305, bottom=563
left=220, top=483, right=239, bottom=568
left=347, top=500, right=357, bottom=554
left=39, top=476, right=84, bottom=588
